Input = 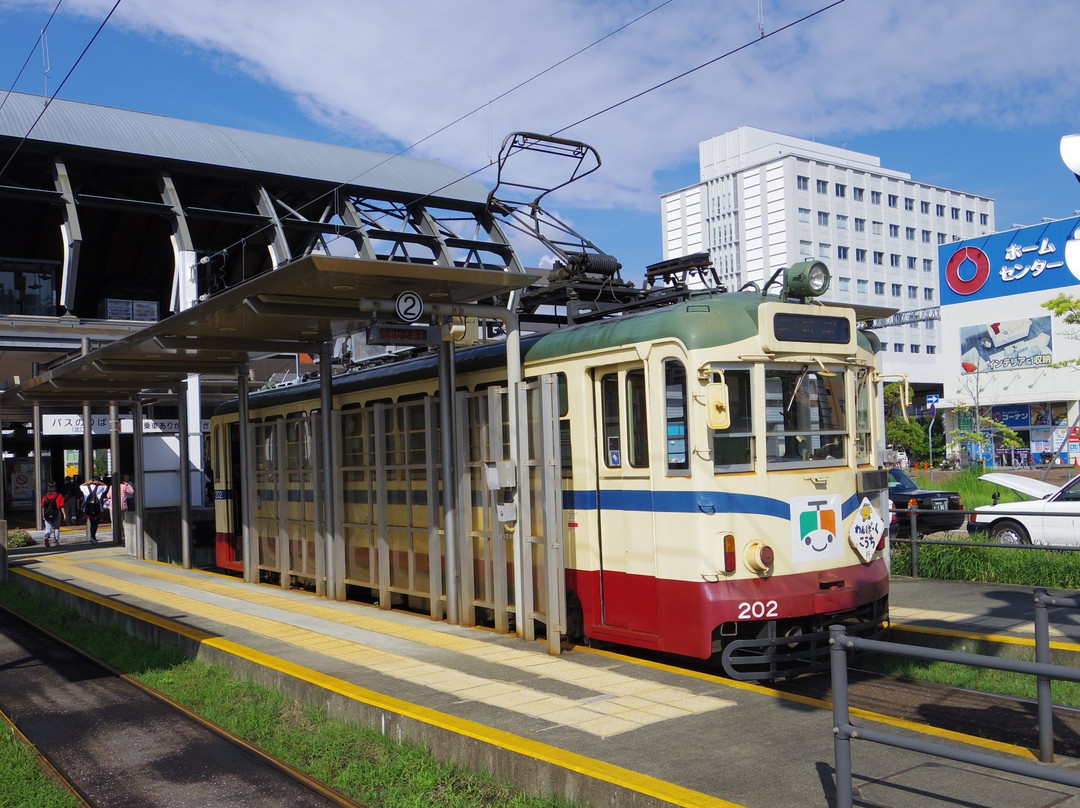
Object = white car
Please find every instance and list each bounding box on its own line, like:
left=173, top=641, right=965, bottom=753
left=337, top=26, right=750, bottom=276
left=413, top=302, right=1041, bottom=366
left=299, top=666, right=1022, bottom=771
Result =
left=968, top=473, right=1080, bottom=545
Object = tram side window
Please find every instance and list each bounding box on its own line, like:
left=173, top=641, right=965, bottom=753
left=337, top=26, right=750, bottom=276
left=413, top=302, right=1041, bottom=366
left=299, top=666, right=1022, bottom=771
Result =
left=712, top=368, right=753, bottom=472
left=664, top=360, right=688, bottom=472
left=765, top=365, right=846, bottom=467
left=557, top=374, right=573, bottom=477
left=285, top=414, right=311, bottom=469
left=854, top=369, right=871, bottom=463
left=601, top=373, right=621, bottom=467
left=626, top=369, right=649, bottom=468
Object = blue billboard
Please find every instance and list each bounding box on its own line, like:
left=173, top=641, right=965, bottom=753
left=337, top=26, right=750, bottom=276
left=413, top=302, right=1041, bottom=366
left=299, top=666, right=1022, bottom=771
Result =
left=938, top=216, right=1080, bottom=305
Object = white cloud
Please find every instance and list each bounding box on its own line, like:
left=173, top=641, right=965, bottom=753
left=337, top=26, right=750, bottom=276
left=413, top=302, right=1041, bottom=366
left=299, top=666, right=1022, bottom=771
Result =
left=11, top=0, right=1080, bottom=216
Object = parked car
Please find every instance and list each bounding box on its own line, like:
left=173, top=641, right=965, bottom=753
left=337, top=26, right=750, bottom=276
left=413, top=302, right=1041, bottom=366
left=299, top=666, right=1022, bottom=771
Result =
left=968, top=473, right=1080, bottom=545
left=888, top=467, right=965, bottom=537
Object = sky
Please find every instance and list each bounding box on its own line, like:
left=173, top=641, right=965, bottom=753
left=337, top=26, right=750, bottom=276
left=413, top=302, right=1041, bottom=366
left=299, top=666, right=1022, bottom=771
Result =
left=2, top=0, right=1080, bottom=283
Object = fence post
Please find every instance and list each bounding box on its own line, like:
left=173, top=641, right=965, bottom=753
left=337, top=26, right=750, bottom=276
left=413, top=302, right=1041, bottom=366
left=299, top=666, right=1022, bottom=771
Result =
left=830, top=625, right=854, bottom=808
left=0, top=518, right=7, bottom=585
left=910, top=533, right=920, bottom=578
left=1033, top=587, right=1054, bottom=763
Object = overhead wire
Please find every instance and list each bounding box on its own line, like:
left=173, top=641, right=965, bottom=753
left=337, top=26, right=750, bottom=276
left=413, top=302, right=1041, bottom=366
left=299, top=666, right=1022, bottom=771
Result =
left=203, top=0, right=848, bottom=268
left=0, top=0, right=123, bottom=181
left=0, top=0, right=65, bottom=116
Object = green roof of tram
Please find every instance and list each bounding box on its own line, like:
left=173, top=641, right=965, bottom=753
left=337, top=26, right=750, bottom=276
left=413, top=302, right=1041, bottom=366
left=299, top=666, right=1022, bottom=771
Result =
left=524, top=292, right=764, bottom=362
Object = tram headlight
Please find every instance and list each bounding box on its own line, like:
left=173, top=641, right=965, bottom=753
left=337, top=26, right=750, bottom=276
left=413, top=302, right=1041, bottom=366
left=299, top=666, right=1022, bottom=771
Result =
left=744, top=539, right=774, bottom=575
left=784, top=261, right=830, bottom=298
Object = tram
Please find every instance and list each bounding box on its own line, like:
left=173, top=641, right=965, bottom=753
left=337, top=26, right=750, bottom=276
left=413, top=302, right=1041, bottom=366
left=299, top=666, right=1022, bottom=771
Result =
left=209, top=257, right=891, bottom=679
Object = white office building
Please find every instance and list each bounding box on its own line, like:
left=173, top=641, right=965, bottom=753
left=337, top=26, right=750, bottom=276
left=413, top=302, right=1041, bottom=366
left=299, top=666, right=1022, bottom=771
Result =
left=660, top=127, right=996, bottom=384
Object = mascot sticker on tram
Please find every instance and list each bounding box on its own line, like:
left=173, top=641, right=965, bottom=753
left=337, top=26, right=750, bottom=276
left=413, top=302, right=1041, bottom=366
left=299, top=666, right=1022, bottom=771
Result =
left=791, top=495, right=842, bottom=562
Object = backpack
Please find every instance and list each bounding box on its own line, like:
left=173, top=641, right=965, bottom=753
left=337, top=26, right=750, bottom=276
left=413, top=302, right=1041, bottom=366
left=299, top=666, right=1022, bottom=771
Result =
left=84, top=487, right=101, bottom=517
left=43, top=494, right=59, bottom=520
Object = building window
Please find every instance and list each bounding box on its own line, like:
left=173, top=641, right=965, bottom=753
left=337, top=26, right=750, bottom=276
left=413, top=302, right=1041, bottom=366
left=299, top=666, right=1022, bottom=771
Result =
left=893, top=343, right=904, bottom=352
left=836, top=214, right=848, bottom=229
left=951, top=207, right=960, bottom=219
left=966, top=210, right=974, bottom=223
left=816, top=179, right=828, bottom=194
left=838, top=277, right=851, bottom=292
left=874, top=281, right=885, bottom=294
left=835, top=183, right=846, bottom=197
left=797, top=175, right=809, bottom=190
left=818, top=211, right=830, bottom=226
left=871, top=190, right=882, bottom=204
left=905, top=227, right=915, bottom=240
left=923, top=259, right=933, bottom=272
left=910, top=344, right=920, bottom=353
left=923, top=287, right=934, bottom=301
left=905, top=198, right=915, bottom=211
left=873, top=251, right=884, bottom=265
left=857, top=278, right=868, bottom=294
left=891, top=283, right=901, bottom=296
left=856, top=248, right=867, bottom=262
left=927, top=345, right=937, bottom=354
left=853, top=187, right=864, bottom=201
left=889, top=224, right=900, bottom=237
left=888, top=194, right=898, bottom=208
left=854, top=218, right=866, bottom=232
left=872, top=221, right=884, bottom=235
left=799, top=240, right=812, bottom=256
left=819, top=243, right=831, bottom=257
left=837, top=245, right=849, bottom=259
left=921, top=229, right=931, bottom=243
left=921, top=201, right=930, bottom=213
left=907, top=256, right=917, bottom=269
left=907, top=285, right=917, bottom=299
left=798, top=207, right=811, bottom=223
left=890, top=254, right=901, bottom=267
left=937, top=232, right=947, bottom=244
left=980, top=213, right=989, bottom=225
left=936, top=204, right=945, bottom=216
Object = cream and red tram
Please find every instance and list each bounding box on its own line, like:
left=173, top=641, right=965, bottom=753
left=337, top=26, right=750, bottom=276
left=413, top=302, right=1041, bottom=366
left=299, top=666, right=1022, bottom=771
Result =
left=211, top=262, right=890, bottom=679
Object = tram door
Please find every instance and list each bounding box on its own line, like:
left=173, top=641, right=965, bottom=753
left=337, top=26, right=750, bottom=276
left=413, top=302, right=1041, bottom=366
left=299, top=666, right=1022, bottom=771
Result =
left=593, top=364, right=659, bottom=634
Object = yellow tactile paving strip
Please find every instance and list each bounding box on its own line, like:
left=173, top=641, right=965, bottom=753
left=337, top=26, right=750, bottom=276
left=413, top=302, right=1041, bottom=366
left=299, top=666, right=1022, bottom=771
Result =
left=891, top=604, right=1080, bottom=650
left=40, top=554, right=734, bottom=738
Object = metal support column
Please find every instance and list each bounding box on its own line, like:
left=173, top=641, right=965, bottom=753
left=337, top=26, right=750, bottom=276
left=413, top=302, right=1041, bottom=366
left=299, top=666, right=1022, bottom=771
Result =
left=438, top=339, right=460, bottom=624
left=132, top=394, right=146, bottom=560
left=33, top=401, right=42, bottom=533
left=0, top=396, right=5, bottom=523
left=237, top=366, right=257, bottom=584
left=319, top=343, right=336, bottom=598
left=82, top=339, right=92, bottom=487
left=178, top=379, right=192, bottom=570
left=109, top=404, right=121, bottom=547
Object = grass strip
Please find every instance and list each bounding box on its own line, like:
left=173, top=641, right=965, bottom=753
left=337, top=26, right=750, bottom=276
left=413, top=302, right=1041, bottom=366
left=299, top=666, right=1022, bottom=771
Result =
left=0, top=721, right=80, bottom=808
left=0, top=582, right=573, bottom=808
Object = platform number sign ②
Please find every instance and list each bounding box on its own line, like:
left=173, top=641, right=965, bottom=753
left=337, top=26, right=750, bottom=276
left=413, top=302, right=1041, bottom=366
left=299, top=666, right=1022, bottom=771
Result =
left=395, top=291, right=424, bottom=324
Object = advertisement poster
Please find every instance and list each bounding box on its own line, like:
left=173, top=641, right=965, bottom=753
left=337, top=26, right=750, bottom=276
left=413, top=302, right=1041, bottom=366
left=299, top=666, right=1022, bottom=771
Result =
left=8, top=458, right=36, bottom=509
left=958, top=316, right=1053, bottom=373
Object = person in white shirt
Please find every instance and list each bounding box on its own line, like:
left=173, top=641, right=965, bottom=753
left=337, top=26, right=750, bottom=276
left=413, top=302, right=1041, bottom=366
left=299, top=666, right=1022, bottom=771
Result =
left=80, top=476, right=108, bottom=544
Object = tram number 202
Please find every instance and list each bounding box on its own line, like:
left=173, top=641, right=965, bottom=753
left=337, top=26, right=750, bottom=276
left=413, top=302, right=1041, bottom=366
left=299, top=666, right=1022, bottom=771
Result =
left=737, top=600, right=779, bottom=620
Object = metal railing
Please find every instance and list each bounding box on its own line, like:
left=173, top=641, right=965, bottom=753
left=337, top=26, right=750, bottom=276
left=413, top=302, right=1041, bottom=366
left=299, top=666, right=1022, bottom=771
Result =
left=890, top=504, right=1080, bottom=578
left=829, top=588, right=1080, bottom=807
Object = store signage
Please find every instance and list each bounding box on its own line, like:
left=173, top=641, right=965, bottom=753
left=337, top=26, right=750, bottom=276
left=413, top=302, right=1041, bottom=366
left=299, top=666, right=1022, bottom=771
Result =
left=939, top=216, right=1080, bottom=305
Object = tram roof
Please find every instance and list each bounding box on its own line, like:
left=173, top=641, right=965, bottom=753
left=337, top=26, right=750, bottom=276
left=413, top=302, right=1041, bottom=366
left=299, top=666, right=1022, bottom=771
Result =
left=0, top=92, right=489, bottom=205
left=10, top=255, right=535, bottom=406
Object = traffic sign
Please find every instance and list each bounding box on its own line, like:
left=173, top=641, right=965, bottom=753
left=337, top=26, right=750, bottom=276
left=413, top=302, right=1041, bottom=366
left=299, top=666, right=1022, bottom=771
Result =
left=926, top=394, right=940, bottom=404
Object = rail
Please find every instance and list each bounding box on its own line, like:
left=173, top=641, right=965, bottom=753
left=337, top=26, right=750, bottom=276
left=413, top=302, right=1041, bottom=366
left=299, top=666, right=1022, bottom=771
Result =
left=890, top=504, right=1080, bottom=578
left=829, top=598, right=1080, bottom=808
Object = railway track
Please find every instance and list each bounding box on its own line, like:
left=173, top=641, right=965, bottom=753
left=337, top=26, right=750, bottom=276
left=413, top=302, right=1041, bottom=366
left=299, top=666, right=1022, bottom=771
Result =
left=779, top=665, right=1080, bottom=759
left=0, top=608, right=365, bottom=808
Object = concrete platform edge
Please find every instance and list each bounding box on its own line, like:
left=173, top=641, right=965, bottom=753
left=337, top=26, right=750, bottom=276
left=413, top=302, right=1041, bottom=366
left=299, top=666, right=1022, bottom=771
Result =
left=11, top=568, right=734, bottom=808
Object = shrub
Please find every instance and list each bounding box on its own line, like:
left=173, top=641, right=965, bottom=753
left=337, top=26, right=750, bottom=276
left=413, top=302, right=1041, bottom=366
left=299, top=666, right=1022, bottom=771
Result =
left=6, top=529, right=34, bottom=548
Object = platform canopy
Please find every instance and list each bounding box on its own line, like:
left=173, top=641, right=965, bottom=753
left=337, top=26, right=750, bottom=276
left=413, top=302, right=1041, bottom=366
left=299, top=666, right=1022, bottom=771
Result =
left=11, top=255, right=536, bottom=405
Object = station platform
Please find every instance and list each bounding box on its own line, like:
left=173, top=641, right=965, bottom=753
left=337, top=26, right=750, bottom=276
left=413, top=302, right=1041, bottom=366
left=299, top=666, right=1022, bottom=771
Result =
left=5, top=538, right=1080, bottom=808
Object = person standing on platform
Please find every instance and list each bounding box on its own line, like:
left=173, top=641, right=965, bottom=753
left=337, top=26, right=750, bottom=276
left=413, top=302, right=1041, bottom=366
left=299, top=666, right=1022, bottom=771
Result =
left=118, top=474, right=135, bottom=538
left=61, top=476, right=81, bottom=524
left=80, top=476, right=107, bottom=544
left=41, top=482, right=65, bottom=548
